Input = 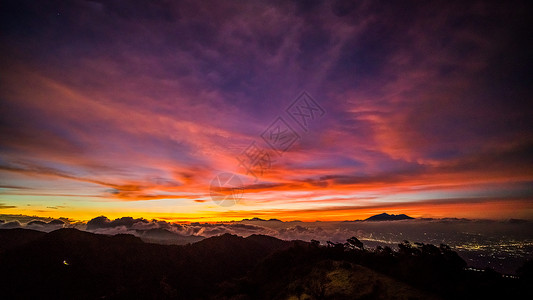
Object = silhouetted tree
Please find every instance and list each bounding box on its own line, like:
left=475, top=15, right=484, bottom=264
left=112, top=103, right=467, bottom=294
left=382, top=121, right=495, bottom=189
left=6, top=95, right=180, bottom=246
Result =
left=398, top=240, right=421, bottom=256
left=374, top=245, right=393, bottom=256
left=345, top=236, right=364, bottom=250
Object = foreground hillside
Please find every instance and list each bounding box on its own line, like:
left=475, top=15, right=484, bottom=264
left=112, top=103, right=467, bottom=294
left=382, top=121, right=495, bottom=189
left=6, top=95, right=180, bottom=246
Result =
left=0, top=228, right=293, bottom=299
left=0, top=228, right=531, bottom=299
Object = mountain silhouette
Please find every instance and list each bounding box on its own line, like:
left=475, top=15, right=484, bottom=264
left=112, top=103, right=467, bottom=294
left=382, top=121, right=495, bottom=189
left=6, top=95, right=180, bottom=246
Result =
left=0, top=227, right=530, bottom=299
left=0, top=228, right=45, bottom=253
left=0, top=228, right=295, bottom=299
left=365, top=213, right=414, bottom=221
left=240, top=217, right=283, bottom=222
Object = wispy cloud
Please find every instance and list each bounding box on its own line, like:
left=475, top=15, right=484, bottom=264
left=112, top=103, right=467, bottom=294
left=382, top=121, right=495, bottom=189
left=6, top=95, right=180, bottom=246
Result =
left=0, top=203, right=17, bottom=209
left=0, top=0, right=532, bottom=220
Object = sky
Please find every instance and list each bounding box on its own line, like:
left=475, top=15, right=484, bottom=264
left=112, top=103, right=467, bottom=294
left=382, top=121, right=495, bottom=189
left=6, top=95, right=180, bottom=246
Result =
left=1, top=0, right=532, bottom=222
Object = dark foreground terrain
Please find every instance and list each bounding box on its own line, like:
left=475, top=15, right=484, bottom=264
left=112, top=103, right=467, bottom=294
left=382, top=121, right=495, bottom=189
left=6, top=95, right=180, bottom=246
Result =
left=0, top=228, right=531, bottom=299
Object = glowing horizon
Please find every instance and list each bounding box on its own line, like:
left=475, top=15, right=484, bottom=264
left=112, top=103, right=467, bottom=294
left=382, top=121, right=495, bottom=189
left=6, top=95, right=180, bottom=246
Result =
left=1, top=1, right=532, bottom=222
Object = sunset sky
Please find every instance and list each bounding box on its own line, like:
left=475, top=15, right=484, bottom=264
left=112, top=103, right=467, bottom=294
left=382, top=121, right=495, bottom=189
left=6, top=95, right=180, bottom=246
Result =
left=1, top=0, right=532, bottom=222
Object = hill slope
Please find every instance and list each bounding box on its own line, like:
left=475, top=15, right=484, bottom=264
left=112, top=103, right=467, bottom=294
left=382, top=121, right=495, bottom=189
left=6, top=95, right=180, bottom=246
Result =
left=0, top=228, right=530, bottom=299
left=0, top=228, right=293, bottom=299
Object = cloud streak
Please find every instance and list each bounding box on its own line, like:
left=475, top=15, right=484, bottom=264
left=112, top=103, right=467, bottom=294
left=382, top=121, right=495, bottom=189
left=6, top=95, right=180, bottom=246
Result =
left=0, top=0, right=532, bottom=220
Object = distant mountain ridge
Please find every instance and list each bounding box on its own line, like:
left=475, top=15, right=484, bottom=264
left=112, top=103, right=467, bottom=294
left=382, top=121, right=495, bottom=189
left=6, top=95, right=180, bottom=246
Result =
left=241, top=217, right=283, bottom=222
left=365, top=213, right=414, bottom=221
left=241, top=214, right=415, bottom=222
